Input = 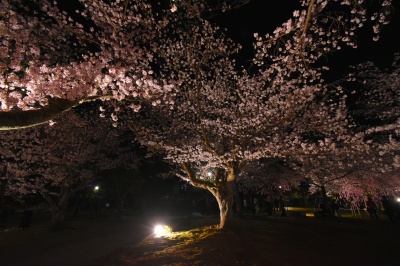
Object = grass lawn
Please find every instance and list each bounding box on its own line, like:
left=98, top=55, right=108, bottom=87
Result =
left=95, top=212, right=400, bottom=266
left=1, top=209, right=399, bottom=266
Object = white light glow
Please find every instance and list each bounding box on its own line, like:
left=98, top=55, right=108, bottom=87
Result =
left=154, top=224, right=172, bottom=238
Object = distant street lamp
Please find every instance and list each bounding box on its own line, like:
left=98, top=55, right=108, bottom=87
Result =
left=94, top=185, right=99, bottom=192
left=170, top=0, right=177, bottom=12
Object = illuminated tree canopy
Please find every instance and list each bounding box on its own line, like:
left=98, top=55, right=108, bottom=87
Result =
left=0, top=0, right=399, bottom=228
left=0, top=0, right=172, bottom=129
left=129, top=0, right=398, bottom=227
left=0, top=108, right=140, bottom=227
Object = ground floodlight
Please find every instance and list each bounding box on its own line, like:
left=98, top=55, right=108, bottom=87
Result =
left=154, top=224, right=172, bottom=238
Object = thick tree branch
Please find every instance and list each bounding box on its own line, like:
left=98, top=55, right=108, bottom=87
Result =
left=182, top=162, right=216, bottom=190
left=0, top=99, right=79, bottom=131
left=0, top=95, right=112, bottom=131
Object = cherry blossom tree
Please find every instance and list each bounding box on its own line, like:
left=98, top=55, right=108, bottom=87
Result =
left=331, top=53, right=400, bottom=205
left=0, top=108, right=140, bottom=227
left=349, top=53, right=400, bottom=167
left=289, top=134, right=380, bottom=210
left=274, top=51, right=400, bottom=212
left=1, top=0, right=397, bottom=229
left=337, top=170, right=400, bottom=200
left=0, top=0, right=173, bottom=130
left=237, top=159, right=296, bottom=196
left=233, top=159, right=298, bottom=215
left=229, top=135, right=397, bottom=214
left=129, top=0, right=395, bottom=228
left=1, top=0, right=394, bottom=131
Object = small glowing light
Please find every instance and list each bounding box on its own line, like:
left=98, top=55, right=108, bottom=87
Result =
left=279, top=186, right=282, bottom=189
left=207, top=172, right=212, bottom=177
left=397, top=197, right=400, bottom=202
left=170, top=4, right=177, bottom=12
left=154, top=224, right=172, bottom=238
left=306, top=213, right=315, bottom=217
left=94, top=186, right=99, bottom=191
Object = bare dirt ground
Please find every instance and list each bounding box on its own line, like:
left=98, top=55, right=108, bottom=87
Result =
left=1, top=213, right=400, bottom=266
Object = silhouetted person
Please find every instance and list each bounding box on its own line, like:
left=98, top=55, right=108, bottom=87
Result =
left=393, top=197, right=400, bottom=219
left=319, top=201, right=328, bottom=216
left=366, top=197, right=379, bottom=220
left=274, top=198, right=279, bottom=214
left=19, top=210, right=33, bottom=229
left=265, top=199, right=273, bottom=216
left=279, top=196, right=287, bottom=217
left=381, top=196, right=396, bottom=222
left=331, top=200, right=341, bottom=217
left=253, top=198, right=259, bottom=216
left=0, top=207, right=11, bottom=229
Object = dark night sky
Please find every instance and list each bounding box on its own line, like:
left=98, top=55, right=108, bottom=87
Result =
left=214, top=0, right=400, bottom=73
left=59, top=0, right=400, bottom=71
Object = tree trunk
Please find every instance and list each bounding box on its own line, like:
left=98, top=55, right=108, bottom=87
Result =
left=209, top=183, right=234, bottom=228
left=0, top=180, right=6, bottom=205
left=0, top=164, right=7, bottom=205
left=209, top=170, right=236, bottom=229
left=43, top=188, right=71, bottom=229
left=320, top=185, right=331, bottom=216
left=50, top=208, right=67, bottom=228
left=182, top=162, right=237, bottom=229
